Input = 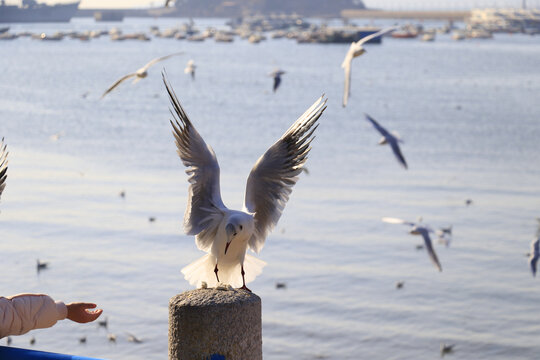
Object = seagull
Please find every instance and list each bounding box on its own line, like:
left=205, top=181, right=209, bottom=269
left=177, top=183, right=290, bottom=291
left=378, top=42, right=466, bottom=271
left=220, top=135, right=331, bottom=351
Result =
left=440, top=343, right=455, bottom=357
left=365, top=114, right=407, bottom=169
left=97, top=316, right=108, bottom=329
left=269, top=69, right=286, bottom=92
left=165, top=74, right=326, bottom=291
left=107, top=333, right=117, bottom=343
left=341, top=26, right=397, bottom=107
left=436, top=226, right=452, bottom=247
left=529, top=237, right=539, bottom=277
left=382, top=217, right=442, bottom=272
left=101, top=52, right=183, bottom=98
left=184, top=59, right=196, bottom=80
left=36, top=259, right=49, bottom=272
left=0, top=138, right=7, bottom=200
left=127, top=333, right=143, bottom=343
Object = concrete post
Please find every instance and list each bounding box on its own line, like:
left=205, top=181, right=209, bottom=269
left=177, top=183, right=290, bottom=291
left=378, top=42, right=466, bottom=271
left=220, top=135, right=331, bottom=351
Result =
left=169, top=287, right=262, bottom=360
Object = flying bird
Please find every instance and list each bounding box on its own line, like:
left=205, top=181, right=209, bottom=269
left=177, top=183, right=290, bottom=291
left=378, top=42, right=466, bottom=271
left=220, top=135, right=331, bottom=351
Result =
left=184, top=59, right=196, bottom=80
left=341, top=26, right=396, bottom=107
left=440, top=343, right=455, bottom=357
left=165, top=74, right=326, bottom=291
left=0, top=138, right=7, bottom=200
left=529, top=237, right=539, bottom=277
left=270, top=69, right=286, bottom=92
left=382, top=217, right=442, bottom=272
left=101, top=52, right=183, bottom=98
left=365, top=114, right=408, bottom=169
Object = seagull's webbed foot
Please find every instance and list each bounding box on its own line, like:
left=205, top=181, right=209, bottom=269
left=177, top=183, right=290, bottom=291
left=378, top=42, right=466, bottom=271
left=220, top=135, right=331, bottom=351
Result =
left=239, top=285, right=252, bottom=293
left=239, top=265, right=251, bottom=292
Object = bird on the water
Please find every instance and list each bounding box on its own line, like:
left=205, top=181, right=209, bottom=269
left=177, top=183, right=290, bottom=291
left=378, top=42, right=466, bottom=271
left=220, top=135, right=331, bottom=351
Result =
left=365, top=114, right=408, bottom=169
left=529, top=237, right=539, bottom=277
left=101, top=52, right=183, bottom=98
left=165, top=74, right=327, bottom=291
left=382, top=217, right=443, bottom=272
left=184, top=59, right=196, bottom=80
left=0, top=138, right=7, bottom=200
left=341, top=26, right=397, bottom=107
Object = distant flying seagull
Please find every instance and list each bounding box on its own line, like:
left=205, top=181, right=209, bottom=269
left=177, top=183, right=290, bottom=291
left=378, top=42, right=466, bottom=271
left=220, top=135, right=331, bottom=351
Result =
left=270, top=69, right=286, bottom=92
left=529, top=237, right=539, bottom=277
left=0, top=138, right=7, bottom=199
left=184, top=59, right=196, bottom=80
left=165, top=74, right=327, bottom=290
left=341, top=26, right=396, bottom=107
left=101, top=52, right=183, bottom=98
left=382, top=217, right=442, bottom=272
left=365, top=114, right=407, bottom=169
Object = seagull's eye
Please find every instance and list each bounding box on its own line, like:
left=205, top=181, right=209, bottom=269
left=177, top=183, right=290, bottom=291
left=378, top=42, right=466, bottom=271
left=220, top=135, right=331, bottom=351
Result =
left=239, top=225, right=243, bottom=230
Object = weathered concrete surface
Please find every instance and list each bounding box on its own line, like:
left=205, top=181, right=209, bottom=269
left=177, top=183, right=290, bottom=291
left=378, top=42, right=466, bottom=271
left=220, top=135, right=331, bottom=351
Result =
left=169, top=288, right=262, bottom=360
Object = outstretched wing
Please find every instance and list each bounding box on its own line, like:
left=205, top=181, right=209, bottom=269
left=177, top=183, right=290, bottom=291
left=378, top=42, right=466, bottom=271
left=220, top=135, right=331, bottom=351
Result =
left=101, top=73, right=137, bottom=98
left=341, top=44, right=355, bottom=107
left=164, top=74, right=226, bottom=251
left=244, top=96, right=327, bottom=253
left=382, top=217, right=416, bottom=226
left=142, top=52, right=184, bottom=72
left=365, top=113, right=391, bottom=138
left=419, top=229, right=442, bottom=272
left=0, top=138, right=7, bottom=199
left=389, top=139, right=408, bottom=169
left=356, top=26, right=397, bottom=46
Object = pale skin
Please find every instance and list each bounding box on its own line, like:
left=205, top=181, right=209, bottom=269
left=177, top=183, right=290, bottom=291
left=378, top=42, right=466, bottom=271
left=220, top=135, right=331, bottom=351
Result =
left=66, top=302, right=103, bottom=323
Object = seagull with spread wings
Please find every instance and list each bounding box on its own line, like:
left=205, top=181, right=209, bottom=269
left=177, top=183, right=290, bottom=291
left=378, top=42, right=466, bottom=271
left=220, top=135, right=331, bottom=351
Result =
left=341, top=26, right=396, bottom=107
left=0, top=138, right=7, bottom=200
left=165, top=75, right=327, bottom=291
left=101, top=52, right=183, bottom=98
left=365, top=113, right=408, bottom=169
left=382, top=217, right=442, bottom=272
left=270, top=68, right=286, bottom=92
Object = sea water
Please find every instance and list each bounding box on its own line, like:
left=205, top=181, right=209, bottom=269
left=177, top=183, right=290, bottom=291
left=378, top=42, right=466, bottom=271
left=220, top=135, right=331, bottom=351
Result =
left=1, top=17, right=539, bottom=360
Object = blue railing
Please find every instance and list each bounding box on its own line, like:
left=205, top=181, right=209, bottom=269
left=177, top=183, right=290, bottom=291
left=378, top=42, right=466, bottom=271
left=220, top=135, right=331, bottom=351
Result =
left=0, top=346, right=226, bottom=359
left=0, top=346, right=104, bottom=359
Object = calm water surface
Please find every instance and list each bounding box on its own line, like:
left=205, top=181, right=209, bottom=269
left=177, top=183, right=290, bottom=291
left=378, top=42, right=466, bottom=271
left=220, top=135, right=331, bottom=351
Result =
left=1, top=17, right=540, bottom=360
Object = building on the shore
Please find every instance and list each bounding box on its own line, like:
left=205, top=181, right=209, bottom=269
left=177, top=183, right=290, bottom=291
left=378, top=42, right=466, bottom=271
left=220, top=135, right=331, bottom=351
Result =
left=467, top=8, right=540, bottom=33
left=172, top=0, right=366, bottom=17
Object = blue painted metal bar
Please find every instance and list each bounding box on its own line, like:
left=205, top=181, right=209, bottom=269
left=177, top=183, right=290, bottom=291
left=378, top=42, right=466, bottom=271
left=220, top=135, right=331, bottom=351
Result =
left=0, top=346, right=105, bottom=359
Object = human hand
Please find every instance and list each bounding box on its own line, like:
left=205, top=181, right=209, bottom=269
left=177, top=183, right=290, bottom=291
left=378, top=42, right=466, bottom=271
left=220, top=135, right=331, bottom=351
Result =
left=66, top=302, right=103, bottom=324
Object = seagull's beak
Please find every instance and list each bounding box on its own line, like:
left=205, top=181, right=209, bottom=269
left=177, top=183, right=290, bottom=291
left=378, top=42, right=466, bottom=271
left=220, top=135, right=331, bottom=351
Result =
left=225, top=223, right=237, bottom=255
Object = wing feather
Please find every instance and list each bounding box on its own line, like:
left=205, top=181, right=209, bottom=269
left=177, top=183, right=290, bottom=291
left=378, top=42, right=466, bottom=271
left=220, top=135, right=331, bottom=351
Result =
left=356, top=26, right=397, bottom=46
left=0, top=138, right=7, bottom=199
left=101, top=73, right=137, bottom=98
left=420, top=229, right=442, bottom=272
left=244, top=96, right=327, bottom=253
left=142, top=52, right=184, bottom=71
left=164, top=74, right=225, bottom=251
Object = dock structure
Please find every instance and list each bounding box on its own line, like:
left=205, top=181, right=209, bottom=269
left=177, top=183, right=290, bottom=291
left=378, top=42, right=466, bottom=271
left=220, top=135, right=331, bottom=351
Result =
left=342, top=9, right=471, bottom=21
left=169, top=288, right=262, bottom=360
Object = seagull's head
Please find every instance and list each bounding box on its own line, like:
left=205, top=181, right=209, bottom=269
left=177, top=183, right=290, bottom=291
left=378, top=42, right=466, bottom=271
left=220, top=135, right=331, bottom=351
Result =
left=224, top=214, right=253, bottom=255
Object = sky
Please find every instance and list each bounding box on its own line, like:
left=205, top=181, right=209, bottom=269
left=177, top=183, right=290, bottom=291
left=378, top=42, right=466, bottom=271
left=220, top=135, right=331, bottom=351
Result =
left=3, top=0, right=537, bottom=10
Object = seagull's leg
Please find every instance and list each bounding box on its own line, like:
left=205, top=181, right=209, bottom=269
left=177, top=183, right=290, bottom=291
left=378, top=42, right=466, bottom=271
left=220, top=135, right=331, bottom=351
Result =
left=214, top=263, right=220, bottom=282
left=239, top=265, right=251, bottom=292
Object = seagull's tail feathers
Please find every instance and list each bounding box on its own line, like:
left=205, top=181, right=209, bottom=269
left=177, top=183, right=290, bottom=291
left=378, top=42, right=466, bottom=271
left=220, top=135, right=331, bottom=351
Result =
left=181, top=254, right=217, bottom=288
left=181, top=253, right=267, bottom=288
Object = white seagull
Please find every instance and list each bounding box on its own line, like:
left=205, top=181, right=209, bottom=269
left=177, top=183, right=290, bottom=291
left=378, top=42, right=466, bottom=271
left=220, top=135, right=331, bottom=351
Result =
left=184, top=59, right=196, bottom=80
left=0, top=138, right=7, bottom=199
left=341, top=26, right=396, bottom=107
left=529, top=237, right=539, bottom=277
left=365, top=114, right=407, bottom=169
left=165, top=75, right=327, bottom=291
left=382, top=217, right=442, bottom=272
left=101, top=52, right=183, bottom=98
